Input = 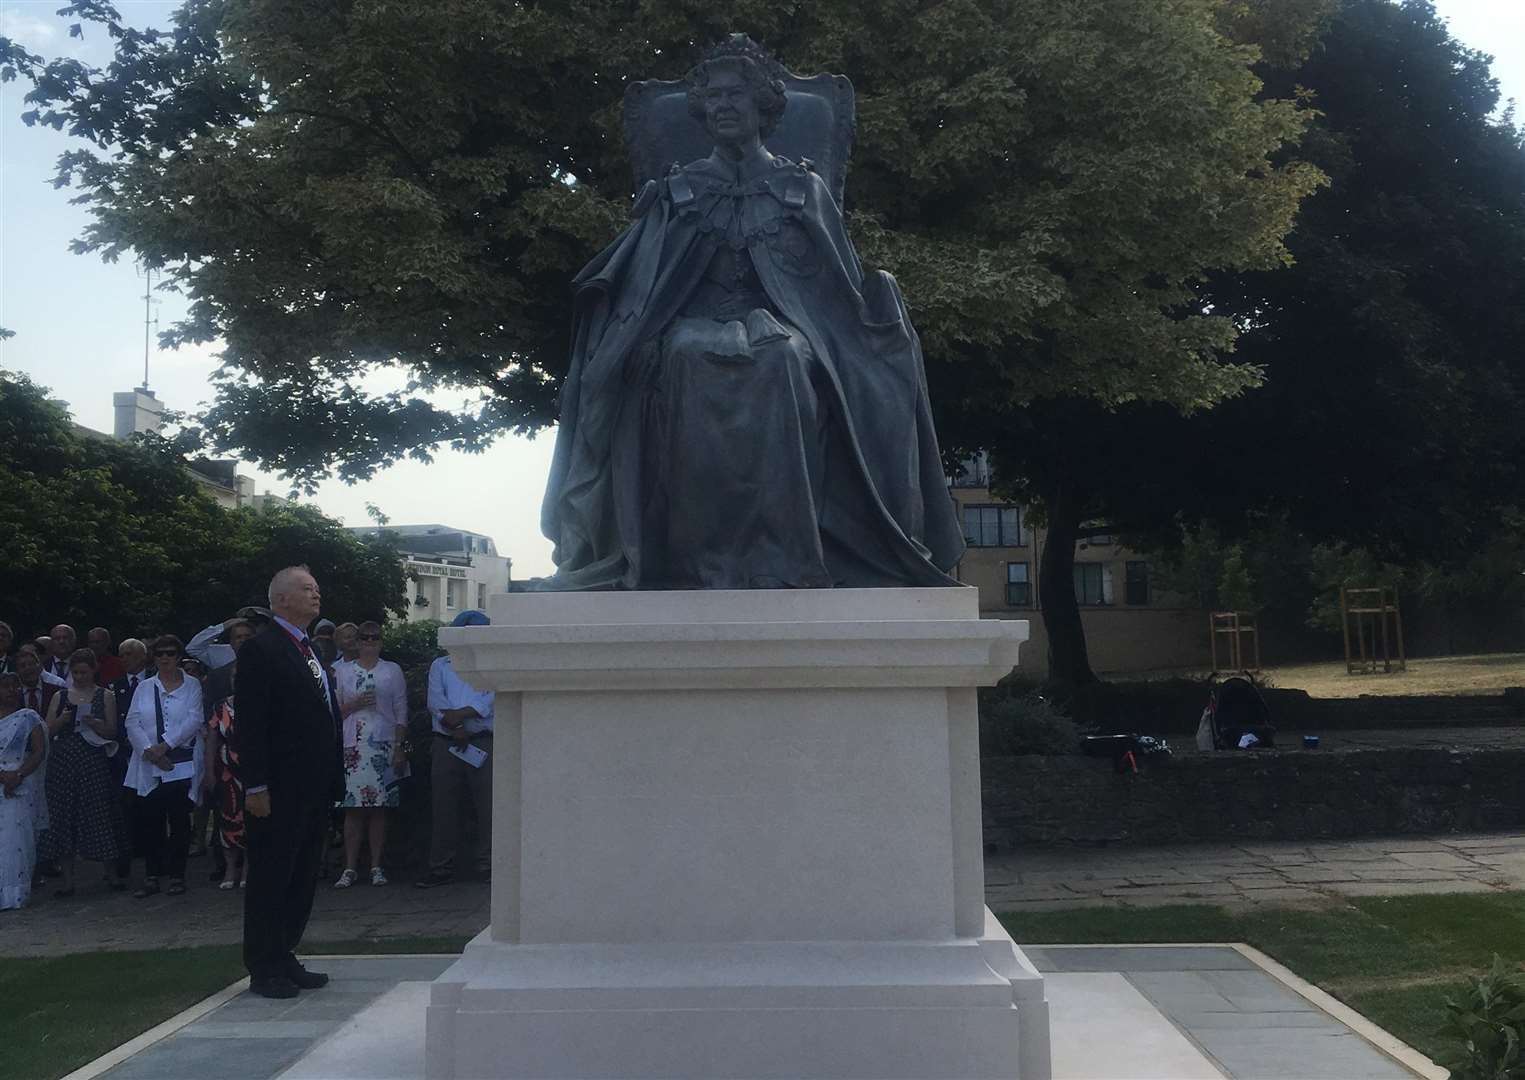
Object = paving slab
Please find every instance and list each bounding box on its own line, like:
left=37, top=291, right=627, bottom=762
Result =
left=1191, top=1027, right=1413, bottom=1079
left=984, top=829, right=1524, bottom=908
left=0, top=867, right=491, bottom=958
left=1047, top=972, right=1226, bottom=1079
left=1198, top=969, right=1319, bottom=1012
left=1030, top=946, right=1256, bottom=972
left=1392, top=851, right=1485, bottom=870
left=97, top=1035, right=314, bottom=1080
left=3, top=832, right=1520, bottom=960
left=77, top=948, right=1440, bottom=1080
left=1329, top=879, right=1499, bottom=897
left=1352, top=867, right=1464, bottom=882
left=1240, top=887, right=1326, bottom=903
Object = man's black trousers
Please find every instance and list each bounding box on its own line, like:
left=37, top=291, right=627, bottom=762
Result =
left=243, top=798, right=326, bottom=980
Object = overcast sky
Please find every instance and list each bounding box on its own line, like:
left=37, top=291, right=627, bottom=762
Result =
left=2, top=0, right=1522, bottom=580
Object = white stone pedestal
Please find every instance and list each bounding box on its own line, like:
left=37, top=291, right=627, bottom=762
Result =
left=428, top=588, right=1050, bottom=1079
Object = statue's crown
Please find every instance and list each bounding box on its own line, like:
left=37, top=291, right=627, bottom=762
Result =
left=701, top=33, right=787, bottom=81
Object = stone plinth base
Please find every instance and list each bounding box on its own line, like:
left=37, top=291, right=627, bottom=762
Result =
left=428, top=588, right=1049, bottom=1079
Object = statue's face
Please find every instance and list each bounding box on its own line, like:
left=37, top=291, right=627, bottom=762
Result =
left=701, top=66, right=760, bottom=147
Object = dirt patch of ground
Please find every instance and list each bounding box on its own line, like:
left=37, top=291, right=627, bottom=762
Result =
left=1259, top=652, right=1525, bottom=699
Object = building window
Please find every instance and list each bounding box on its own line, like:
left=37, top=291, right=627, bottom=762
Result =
left=962, top=504, right=1026, bottom=547
left=1125, top=561, right=1150, bottom=606
left=1073, top=563, right=1113, bottom=606
left=1005, top=562, right=1031, bottom=606
left=477, top=583, right=487, bottom=609
left=446, top=578, right=465, bottom=609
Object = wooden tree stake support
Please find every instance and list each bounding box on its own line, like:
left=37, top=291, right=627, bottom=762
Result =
left=1341, top=586, right=1406, bottom=675
left=1209, top=611, right=1261, bottom=672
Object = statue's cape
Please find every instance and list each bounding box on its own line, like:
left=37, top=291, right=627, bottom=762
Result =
left=536, top=154, right=966, bottom=589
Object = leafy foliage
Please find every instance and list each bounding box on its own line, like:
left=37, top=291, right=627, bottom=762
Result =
left=978, top=683, right=1093, bottom=756
left=3, top=0, right=1319, bottom=488
left=380, top=617, right=443, bottom=731
left=1190, top=0, right=1525, bottom=563
left=0, top=368, right=408, bottom=638
left=978, top=0, right=1525, bottom=683
left=1436, top=956, right=1525, bottom=1080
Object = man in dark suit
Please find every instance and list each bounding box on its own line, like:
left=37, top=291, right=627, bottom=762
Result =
left=234, top=565, right=343, bottom=999
left=14, top=646, right=61, bottom=716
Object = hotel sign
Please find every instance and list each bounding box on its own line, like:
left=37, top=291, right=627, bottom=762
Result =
left=407, top=560, right=468, bottom=579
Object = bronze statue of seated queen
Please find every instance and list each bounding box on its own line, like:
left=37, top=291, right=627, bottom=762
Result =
left=535, top=35, right=964, bottom=591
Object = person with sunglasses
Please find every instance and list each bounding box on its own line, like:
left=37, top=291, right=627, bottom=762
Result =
left=123, top=634, right=204, bottom=898
left=332, top=621, right=408, bottom=888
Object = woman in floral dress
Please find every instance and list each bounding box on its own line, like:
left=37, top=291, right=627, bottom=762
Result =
left=332, top=622, right=408, bottom=888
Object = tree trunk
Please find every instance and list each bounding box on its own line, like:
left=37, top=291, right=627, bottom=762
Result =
left=1039, top=478, right=1099, bottom=689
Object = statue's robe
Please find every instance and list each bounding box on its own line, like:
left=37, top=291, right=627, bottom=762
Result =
left=534, top=149, right=965, bottom=590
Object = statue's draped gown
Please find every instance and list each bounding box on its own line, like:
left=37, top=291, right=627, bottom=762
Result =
left=535, top=146, right=965, bottom=591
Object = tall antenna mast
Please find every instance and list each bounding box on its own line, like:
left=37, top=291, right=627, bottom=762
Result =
left=137, top=263, right=159, bottom=390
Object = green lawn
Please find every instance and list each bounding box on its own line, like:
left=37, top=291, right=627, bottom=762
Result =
left=1000, top=890, right=1525, bottom=1061
left=0, top=936, right=473, bottom=1080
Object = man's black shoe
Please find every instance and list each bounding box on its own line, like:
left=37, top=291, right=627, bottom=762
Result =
left=414, top=869, right=454, bottom=889
left=249, top=975, right=300, bottom=1000
left=287, top=965, right=330, bottom=990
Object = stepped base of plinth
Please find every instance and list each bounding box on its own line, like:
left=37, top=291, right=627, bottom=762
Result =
left=422, top=912, right=1049, bottom=1079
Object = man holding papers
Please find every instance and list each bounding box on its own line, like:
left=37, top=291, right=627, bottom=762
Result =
left=415, top=609, right=494, bottom=889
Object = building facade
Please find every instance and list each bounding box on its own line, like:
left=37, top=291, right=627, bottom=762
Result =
left=949, top=455, right=1207, bottom=677
left=348, top=524, right=513, bottom=624
left=110, top=386, right=286, bottom=510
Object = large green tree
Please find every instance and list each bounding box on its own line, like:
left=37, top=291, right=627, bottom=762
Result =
left=974, top=0, right=1525, bottom=681
left=1198, top=0, right=1525, bottom=559
left=0, top=369, right=408, bottom=638
left=4, top=0, right=1318, bottom=482
left=5, top=2, right=1321, bottom=682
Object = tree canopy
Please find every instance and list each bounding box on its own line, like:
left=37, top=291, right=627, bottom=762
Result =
left=3, top=0, right=1320, bottom=488
left=976, top=0, right=1525, bottom=683
left=1197, top=0, right=1525, bottom=561
left=0, top=369, right=409, bottom=638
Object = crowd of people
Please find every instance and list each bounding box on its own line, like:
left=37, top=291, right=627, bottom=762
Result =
left=0, top=603, right=496, bottom=912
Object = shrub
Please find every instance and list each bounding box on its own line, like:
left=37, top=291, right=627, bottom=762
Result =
left=381, top=619, right=443, bottom=869
left=1436, top=956, right=1525, bottom=1080
left=978, top=689, right=1093, bottom=756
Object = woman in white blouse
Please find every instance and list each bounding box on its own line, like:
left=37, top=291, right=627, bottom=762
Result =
left=123, top=634, right=204, bottom=898
left=332, top=621, right=408, bottom=888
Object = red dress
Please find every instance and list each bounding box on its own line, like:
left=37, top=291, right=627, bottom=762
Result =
left=208, top=699, right=245, bottom=850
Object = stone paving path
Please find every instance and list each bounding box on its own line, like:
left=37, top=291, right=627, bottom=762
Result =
left=986, top=831, right=1525, bottom=913
left=88, top=949, right=1423, bottom=1080
left=1, top=832, right=1520, bottom=958
left=0, top=855, right=490, bottom=958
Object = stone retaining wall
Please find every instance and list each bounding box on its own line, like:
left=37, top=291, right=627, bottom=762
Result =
left=981, top=747, right=1525, bottom=849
